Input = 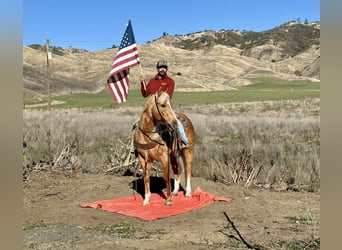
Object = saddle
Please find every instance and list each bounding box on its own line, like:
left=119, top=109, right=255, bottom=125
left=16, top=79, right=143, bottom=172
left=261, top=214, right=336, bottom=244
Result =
left=158, top=114, right=188, bottom=152
left=156, top=122, right=177, bottom=151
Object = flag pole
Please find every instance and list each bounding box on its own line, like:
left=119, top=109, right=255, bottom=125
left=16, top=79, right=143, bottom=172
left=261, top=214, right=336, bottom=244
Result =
left=139, top=63, right=143, bottom=75
left=139, top=63, right=146, bottom=91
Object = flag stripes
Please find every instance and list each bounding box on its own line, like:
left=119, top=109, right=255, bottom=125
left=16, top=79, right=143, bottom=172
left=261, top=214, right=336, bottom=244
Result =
left=107, top=69, right=130, bottom=103
left=108, top=44, right=139, bottom=76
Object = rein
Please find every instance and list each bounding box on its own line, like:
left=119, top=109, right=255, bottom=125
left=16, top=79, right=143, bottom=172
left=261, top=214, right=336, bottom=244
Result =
left=133, top=127, right=164, bottom=150
left=154, top=95, right=166, bottom=123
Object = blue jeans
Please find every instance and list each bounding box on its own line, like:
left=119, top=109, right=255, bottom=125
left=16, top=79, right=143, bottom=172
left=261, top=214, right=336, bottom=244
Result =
left=177, top=119, right=189, bottom=145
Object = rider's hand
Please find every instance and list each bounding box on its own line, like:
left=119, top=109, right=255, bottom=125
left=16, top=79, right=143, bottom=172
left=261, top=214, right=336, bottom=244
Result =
left=140, top=75, right=145, bottom=82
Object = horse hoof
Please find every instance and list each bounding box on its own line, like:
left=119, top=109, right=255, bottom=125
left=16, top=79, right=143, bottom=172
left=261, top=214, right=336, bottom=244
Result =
left=142, top=200, right=150, bottom=206
left=165, top=200, right=172, bottom=206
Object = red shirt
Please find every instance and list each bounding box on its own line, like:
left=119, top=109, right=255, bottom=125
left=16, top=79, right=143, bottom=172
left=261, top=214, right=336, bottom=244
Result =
left=141, top=74, right=175, bottom=98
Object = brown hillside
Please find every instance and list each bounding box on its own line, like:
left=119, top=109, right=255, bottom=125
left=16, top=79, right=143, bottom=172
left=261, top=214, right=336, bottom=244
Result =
left=23, top=22, right=320, bottom=95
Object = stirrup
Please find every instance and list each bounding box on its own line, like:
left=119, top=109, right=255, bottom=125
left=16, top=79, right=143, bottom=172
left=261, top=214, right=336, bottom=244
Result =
left=180, top=141, right=190, bottom=149
left=132, top=123, right=138, bottom=131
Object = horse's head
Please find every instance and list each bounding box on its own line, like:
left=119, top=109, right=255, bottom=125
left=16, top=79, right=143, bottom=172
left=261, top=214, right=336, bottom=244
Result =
left=151, top=91, right=178, bottom=128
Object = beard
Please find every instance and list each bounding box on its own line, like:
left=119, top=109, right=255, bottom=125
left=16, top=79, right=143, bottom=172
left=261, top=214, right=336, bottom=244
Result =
left=158, top=69, right=167, bottom=77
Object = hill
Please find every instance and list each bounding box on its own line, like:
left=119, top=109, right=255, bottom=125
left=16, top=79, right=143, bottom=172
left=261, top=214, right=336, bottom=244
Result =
left=23, top=21, right=320, bottom=97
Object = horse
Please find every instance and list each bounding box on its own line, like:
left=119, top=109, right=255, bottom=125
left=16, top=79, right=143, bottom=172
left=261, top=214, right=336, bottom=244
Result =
left=133, top=91, right=195, bottom=206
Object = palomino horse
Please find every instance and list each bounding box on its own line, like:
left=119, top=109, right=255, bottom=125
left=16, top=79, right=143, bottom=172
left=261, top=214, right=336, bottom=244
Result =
left=133, top=91, right=195, bottom=206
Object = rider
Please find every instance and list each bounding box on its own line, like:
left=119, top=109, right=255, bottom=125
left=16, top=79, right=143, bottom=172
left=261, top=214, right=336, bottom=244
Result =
left=140, top=60, right=189, bottom=149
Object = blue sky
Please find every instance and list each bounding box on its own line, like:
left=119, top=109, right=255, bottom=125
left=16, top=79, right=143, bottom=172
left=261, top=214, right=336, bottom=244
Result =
left=23, top=0, right=320, bottom=51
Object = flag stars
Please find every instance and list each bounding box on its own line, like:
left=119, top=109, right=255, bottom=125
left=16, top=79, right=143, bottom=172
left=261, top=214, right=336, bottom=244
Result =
left=120, top=34, right=132, bottom=49
left=120, top=36, right=130, bottom=48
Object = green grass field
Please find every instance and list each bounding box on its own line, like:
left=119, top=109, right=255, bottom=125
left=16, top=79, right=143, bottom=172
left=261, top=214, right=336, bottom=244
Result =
left=44, top=77, right=320, bottom=109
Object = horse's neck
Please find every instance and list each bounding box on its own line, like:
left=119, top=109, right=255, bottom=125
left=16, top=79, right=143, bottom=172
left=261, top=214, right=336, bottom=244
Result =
left=139, top=108, right=155, bottom=132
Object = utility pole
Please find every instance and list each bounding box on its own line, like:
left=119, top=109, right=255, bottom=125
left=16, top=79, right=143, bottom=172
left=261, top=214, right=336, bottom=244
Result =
left=45, top=39, right=52, bottom=164
left=45, top=39, right=51, bottom=111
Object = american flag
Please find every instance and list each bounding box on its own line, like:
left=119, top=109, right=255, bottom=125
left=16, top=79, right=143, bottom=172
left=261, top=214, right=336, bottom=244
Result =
left=107, top=20, right=140, bottom=104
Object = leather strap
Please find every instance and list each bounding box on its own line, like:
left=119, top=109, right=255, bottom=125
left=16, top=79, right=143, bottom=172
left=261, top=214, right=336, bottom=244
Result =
left=133, top=139, right=160, bottom=150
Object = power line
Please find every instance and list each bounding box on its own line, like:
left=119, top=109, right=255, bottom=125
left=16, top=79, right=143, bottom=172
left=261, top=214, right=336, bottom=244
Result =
left=50, top=40, right=120, bottom=43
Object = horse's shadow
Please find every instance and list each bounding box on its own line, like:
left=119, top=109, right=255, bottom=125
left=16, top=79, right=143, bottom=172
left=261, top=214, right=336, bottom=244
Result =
left=129, top=177, right=185, bottom=200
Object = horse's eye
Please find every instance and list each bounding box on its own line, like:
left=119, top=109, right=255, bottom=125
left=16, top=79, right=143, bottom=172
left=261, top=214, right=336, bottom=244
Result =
left=160, top=104, right=166, bottom=108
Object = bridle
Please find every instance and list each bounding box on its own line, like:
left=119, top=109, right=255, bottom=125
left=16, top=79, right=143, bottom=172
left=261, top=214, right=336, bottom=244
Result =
left=134, top=92, right=175, bottom=150
left=154, top=93, right=167, bottom=123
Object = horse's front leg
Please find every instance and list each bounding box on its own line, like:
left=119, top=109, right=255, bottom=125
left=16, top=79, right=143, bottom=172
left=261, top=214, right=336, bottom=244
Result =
left=162, top=156, right=172, bottom=206
left=138, top=155, right=151, bottom=205
left=170, top=154, right=180, bottom=196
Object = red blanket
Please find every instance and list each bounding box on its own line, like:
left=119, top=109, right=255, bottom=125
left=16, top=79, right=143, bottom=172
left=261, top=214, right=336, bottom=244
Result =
left=80, top=187, right=232, bottom=221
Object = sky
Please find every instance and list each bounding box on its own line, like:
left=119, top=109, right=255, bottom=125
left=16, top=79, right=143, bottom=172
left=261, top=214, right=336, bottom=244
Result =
left=23, top=0, right=320, bottom=51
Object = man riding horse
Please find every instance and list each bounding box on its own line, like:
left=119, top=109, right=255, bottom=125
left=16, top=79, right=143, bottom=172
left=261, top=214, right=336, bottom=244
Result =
left=139, top=60, right=189, bottom=149
left=133, top=90, right=195, bottom=206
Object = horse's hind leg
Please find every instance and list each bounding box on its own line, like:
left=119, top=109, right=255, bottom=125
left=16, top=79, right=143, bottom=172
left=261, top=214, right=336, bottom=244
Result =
left=177, top=113, right=194, bottom=197
left=183, top=150, right=193, bottom=197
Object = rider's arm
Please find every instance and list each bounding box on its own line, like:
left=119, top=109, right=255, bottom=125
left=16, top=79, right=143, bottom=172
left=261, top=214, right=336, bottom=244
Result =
left=166, top=78, right=175, bottom=98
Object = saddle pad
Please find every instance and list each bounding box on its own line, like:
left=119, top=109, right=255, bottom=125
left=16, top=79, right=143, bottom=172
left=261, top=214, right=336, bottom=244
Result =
left=80, top=187, right=232, bottom=221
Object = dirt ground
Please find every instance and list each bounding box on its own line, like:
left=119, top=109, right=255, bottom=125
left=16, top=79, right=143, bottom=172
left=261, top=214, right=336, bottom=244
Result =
left=23, top=171, right=320, bottom=250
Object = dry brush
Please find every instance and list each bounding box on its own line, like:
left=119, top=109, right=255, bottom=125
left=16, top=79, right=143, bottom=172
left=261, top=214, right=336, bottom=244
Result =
left=23, top=99, right=320, bottom=191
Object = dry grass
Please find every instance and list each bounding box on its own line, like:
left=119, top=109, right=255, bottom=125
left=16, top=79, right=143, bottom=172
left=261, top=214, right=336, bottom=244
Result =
left=23, top=99, right=319, bottom=191
left=192, top=114, right=319, bottom=190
